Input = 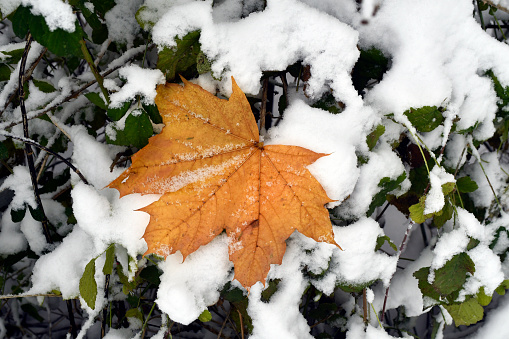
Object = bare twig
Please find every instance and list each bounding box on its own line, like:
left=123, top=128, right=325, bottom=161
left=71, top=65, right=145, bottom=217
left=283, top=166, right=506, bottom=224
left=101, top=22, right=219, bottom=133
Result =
left=1, top=132, right=88, bottom=184
left=260, top=77, right=269, bottom=132
left=483, top=0, right=509, bottom=14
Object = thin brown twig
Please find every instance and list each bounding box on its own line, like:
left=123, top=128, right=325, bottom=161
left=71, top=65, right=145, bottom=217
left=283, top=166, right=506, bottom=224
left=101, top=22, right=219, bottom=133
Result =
left=363, top=288, right=368, bottom=324
left=259, top=77, right=269, bottom=132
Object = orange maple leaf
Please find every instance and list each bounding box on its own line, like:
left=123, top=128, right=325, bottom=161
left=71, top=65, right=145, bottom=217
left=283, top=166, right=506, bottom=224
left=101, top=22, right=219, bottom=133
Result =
left=108, top=77, right=339, bottom=288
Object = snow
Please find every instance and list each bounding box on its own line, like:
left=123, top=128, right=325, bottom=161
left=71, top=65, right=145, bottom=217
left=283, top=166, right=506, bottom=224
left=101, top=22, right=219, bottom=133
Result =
left=2, top=0, right=509, bottom=337
left=156, top=234, right=233, bottom=325
left=470, top=294, right=509, bottom=339
left=0, top=0, right=76, bottom=32
left=109, top=65, right=165, bottom=109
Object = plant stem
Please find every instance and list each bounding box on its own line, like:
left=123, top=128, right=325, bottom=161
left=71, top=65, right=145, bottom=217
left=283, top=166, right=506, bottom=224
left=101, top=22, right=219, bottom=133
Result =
left=79, top=39, right=110, bottom=105
left=19, top=33, right=52, bottom=245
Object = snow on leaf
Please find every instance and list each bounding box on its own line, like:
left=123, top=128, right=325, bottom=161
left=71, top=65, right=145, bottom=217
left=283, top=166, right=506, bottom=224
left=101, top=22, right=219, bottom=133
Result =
left=108, top=77, right=339, bottom=288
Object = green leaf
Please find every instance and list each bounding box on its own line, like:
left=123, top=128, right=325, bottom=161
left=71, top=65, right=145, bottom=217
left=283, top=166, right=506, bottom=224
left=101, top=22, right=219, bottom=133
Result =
left=102, top=245, right=115, bottom=275
left=441, top=182, right=456, bottom=196
left=433, top=200, right=453, bottom=228
left=79, top=258, right=97, bottom=310
left=366, top=124, right=385, bottom=150
left=312, top=92, right=341, bottom=114
left=456, top=176, right=478, bottom=193
left=157, top=30, right=201, bottom=81
left=126, top=308, right=144, bottom=322
left=108, top=109, right=153, bottom=148
left=495, top=279, right=509, bottom=295
left=12, top=6, right=84, bottom=57
left=1, top=49, right=24, bottom=64
left=21, top=303, right=44, bottom=322
left=444, top=298, right=484, bottom=327
left=28, top=205, right=45, bottom=222
left=90, top=0, right=116, bottom=17
left=413, top=267, right=441, bottom=301
left=143, top=103, right=163, bottom=124
left=433, top=253, right=475, bottom=298
left=196, top=51, right=212, bottom=75
left=139, top=265, right=161, bottom=286
left=198, top=309, right=212, bottom=322
left=368, top=172, right=406, bottom=216
left=351, top=47, right=389, bottom=93
left=0, top=64, right=12, bottom=81
left=404, top=106, right=444, bottom=132
left=375, top=235, right=398, bottom=252
left=477, top=287, right=492, bottom=306
left=0, top=142, right=8, bottom=159
left=409, top=196, right=431, bottom=224
left=11, top=205, right=27, bottom=223
left=32, top=79, right=56, bottom=93
left=85, top=92, right=108, bottom=110
left=107, top=101, right=131, bottom=121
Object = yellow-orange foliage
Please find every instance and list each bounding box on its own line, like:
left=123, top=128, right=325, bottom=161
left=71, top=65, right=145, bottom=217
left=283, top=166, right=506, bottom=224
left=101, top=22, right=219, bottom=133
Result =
left=109, top=77, right=339, bottom=288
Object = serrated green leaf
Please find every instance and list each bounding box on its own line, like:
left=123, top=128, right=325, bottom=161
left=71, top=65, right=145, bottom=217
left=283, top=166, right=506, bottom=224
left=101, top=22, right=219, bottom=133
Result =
left=414, top=267, right=441, bottom=301
left=352, top=47, right=389, bottom=93
left=10, top=205, right=26, bottom=223
left=404, top=106, right=444, bottom=132
left=198, top=309, right=212, bottom=322
left=135, top=6, right=155, bottom=30
left=85, top=92, right=108, bottom=110
left=368, top=172, right=406, bottom=216
left=107, top=101, right=131, bottom=121
left=196, top=51, right=211, bottom=75
left=434, top=253, right=475, bottom=298
left=157, top=31, right=201, bottom=81
left=375, top=235, right=397, bottom=252
left=79, top=258, right=97, bottom=310
left=456, top=176, right=478, bottom=193
left=441, top=182, right=455, bottom=196
left=366, top=124, right=385, bottom=150
left=32, top=79, right=55, bottom=93
left=444, top=298, right=484, bottom=327
left=409, top=196, right=431, bottom=224
left=103, top=245, right=115, bottom=275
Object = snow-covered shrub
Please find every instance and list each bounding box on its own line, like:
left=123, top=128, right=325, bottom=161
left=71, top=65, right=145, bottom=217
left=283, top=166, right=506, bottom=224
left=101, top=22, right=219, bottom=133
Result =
left=1, top=0, right=509, bottom=338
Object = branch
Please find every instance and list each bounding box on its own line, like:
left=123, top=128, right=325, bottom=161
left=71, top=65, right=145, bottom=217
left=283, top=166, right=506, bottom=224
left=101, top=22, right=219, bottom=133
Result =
left=483, top=0, right=509, bottom=13
left=19, top=33, right=52, bottom=244
left=0, top=131, right=89, bottom=185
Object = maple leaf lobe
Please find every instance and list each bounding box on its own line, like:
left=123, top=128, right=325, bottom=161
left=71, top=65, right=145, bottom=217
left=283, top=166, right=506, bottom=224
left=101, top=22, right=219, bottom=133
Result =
left=108, top=77, right=339, bottom=288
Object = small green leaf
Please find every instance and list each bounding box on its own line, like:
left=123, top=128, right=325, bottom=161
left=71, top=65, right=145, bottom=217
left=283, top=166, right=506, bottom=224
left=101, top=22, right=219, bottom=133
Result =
left=1, top=49, right=24, bottom=64
left=404, top=106, right=444, bottom=132
left=126, top=308, right=144, bottom=322
left=366, top=125, right=385, bottom=150
left=28, top=205, right=45, bottom=222
left=11, top=205, right=27, bottom=223
left=456, top=176, right=478, bottom=193
left=477, top=287, right=492, bottom=306
left=107, top=101, right=131, bottom=121
left=143, top=103, right=163, bottom=124
left=21, top=303, right=44, bottom=322
left=368, top=172, right=406, bottom=216
left=409, top=196, right=430, bottom=224
left=441, top=182, right=455, bottom=196
left=495, top=279, right=509, bottom=295
left=444, top=298, right=484, bottom=327
left=433, top=200, right=453, bottom=228
left=103, top=245, right=115, bottom=275
left=157, top=30, right=201, bottom=81
left=196, top=51, right=212, bottom=75
left=139, top=265, right=161, bottom=286
left=198, top=309, right=212, bottom=322
left=0, top=64, right=11, bottom=81
left=79, top=258, right=97, bottom=310
left=85, top=92, right=108, bottom=110
left=0, top=142, right=8, bottom=159
left=108, top=109, right=153, bottom=148
left=32, top=79, right=56, bottom=93
left=375, top=235, right=397, bottom=252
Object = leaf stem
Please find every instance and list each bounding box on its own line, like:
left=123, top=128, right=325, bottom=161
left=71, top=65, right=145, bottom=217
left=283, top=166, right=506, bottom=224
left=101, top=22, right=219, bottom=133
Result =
left=79, top=39, right=110, bottom=104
